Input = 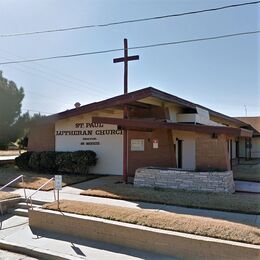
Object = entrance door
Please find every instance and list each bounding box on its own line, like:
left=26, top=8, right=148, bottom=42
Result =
left=177, top=139, right=183, bottom=168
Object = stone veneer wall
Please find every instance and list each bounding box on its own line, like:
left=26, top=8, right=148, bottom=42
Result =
left=134, top=167, right=235, bottom=193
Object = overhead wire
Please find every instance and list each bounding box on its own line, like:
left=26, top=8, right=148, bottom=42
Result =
left=0, top=53, right=110, bottom=101
left=0, top=1, right=259, bottom=37
left=0, top=49, right=110, bottom=96
left=0, top=30, right=259, bottom=65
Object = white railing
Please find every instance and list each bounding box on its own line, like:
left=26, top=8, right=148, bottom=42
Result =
left=26, top=177, right=56, bottom=210
left=0, top=174, right=27, bottom=217
left=0, top=174, right=27, bottom=199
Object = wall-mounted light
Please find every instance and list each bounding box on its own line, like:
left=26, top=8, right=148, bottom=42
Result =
left=212, top=133, right=218, bottom=139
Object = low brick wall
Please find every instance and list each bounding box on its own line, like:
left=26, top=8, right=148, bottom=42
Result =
left=134, top=167, right=235, bottom=193
left=29, top=209, right=260, bottom=260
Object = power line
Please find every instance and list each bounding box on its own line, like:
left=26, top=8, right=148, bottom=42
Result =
left=0, top=48, right=110, bottom=95
left=0, top=52, right=110, bottom=98
left=0, top=1, right=259, bottom=38
left=0, top=30, right=259, bottom=65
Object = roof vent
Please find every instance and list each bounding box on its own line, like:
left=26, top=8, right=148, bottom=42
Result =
left=74, top=102, right=81, bottom=108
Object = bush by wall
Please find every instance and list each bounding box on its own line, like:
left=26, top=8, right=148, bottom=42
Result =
left=15, top=151, right=97, bottom=175
left=15, top=151, right=32, bottom=170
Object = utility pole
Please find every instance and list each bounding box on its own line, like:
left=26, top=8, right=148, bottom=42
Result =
left=113, top=39, right=139, bottom=183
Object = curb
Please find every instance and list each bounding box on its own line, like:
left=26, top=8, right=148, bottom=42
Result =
left=0, top=239, right=85, bottom=260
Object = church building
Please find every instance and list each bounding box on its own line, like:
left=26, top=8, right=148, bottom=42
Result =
left=28, top=87, right=254, bottom=177
left=235, top=116, right=260, bottom=159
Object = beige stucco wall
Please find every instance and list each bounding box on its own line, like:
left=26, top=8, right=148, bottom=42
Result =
left=55, top=110, right=123, bottom=175
left=172, top=131, right=196, bottom=170
left=167, top=106, right=183, bottom=122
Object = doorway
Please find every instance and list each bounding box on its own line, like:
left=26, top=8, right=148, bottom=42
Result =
left=177, top=139, right=182, bottom=168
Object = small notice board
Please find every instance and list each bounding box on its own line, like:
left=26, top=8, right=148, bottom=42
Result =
left=55, top=175, right=62, bottom=190
left=131, top=139, right=144, bottom=151
left=152, top=139, right=159, bottom=149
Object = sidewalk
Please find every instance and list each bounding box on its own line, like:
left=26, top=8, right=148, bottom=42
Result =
left=0, top=248, right=37, bottom=260
left=0, top=155, right=17, bottom=165
left=6, top=176, right=260, bottom=227
left=0, top=155, right=17, bottom=160
left=1, top=176, right=259, bottom=259
left=235, top=180, right=260, bottom=193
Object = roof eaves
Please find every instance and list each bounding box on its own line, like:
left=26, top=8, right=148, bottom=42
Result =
left=147, top=87, right=249, bottom=127
left=45, top=87, right=153, bottom=121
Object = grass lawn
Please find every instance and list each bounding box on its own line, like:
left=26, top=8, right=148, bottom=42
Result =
left=81, top=183, right=260, bottom=214
left=0, top=165, right=102, bottom=191
left=233, top=160, right=260, bottom=182
left=0, top=191, right=20, bottom=201
left=43, top=200, right=260, bottom=245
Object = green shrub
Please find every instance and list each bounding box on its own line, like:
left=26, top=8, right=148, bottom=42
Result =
left=56, top=152, right=75, bottom=173
left=15, top=151, right=32, bottom=170
left=72, top=150, right=97, bottom=175
left=0, top=142, right=8, bottom=150
left=15, top=150, right=97, bottom=175
left=28, top=152, right=41, bottom=171
left=40, top=151, right=57, bottom=171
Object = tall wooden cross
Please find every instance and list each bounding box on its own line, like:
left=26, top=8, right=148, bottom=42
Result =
left=113, top=39, right=139, bottom=94
left=113, top=38, right=139, bottom=183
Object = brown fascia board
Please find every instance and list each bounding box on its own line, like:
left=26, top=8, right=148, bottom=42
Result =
left=92, top=116, right=253, bottom=137
left=40, top=86, right=247, bottom=128
left=43, top=87, right=153, bottom=122
left=147, top=87, right=249, bottom=128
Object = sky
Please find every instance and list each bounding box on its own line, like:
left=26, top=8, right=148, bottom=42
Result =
left=0, top=0, right=259, bottom=117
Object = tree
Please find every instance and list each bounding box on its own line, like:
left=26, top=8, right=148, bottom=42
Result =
left=12, top=112, right=46, bottom=149
left=0, top=71, right=24, bottom=149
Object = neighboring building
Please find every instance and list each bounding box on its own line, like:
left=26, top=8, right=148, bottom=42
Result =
left=235, top=117, right=260, bottom=158
left=28, top=87, right=253, bottom=177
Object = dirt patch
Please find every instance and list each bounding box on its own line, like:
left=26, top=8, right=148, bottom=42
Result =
left=43, top=200, right=260, bottom=245
left=81, top=183, right=260, bottom=214
left=0, top=165, right=102, bottom=191
left=0, top=191, right=20, bottom=200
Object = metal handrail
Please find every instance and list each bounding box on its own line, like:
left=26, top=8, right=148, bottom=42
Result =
left=0, top=174, right=27, bottom=199
left=26, top=177, right=55, bottom=210
left=0, top=175, right=23, bottom=190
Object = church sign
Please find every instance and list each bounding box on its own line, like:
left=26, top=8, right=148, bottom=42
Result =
left=55, top=114, right=123, bottom=175
left=56, top=122, right=122, bottom=146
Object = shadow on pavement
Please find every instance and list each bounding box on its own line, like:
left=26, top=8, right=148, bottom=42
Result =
left=30, top=227, right=172, bottom=259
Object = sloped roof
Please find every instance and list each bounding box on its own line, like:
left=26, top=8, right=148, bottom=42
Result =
left=44, top=87, right=250, bottom=128
left=235, top=117, right=260, bottom=136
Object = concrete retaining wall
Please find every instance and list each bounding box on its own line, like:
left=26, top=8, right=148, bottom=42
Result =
left=134, top=167, right=235, bottom=193
left=0, top=198, right=21, bottom=214
left=29, top=209, right=260, bottom=260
